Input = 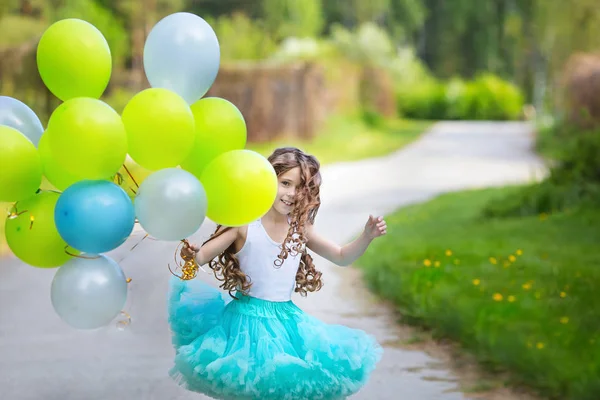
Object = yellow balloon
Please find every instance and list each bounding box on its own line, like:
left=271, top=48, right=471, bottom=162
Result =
left=117, top=155, right=153, bottom=198
left=201, top=150, right=277, bottom=227
left=47, top=98, right=127, bottom=180
left=38, top=132, right=81, bottom=191
left=0, top=125, right=42, bottom=202
left=122, top=88, right=195, bottom=170
left=180, top=97, right=247, bottom=180
left=5, top=191, right=78, bottom=268
left=37, top=19, right=111, bottom=101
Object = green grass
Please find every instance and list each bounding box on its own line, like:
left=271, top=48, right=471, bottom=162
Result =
left=359, top=186, right=600, bottom=399
left=247, top=114, right=431, bottom=165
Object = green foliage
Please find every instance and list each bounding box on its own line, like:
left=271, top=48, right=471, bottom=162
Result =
left=396, top=73, right=524, bottom=121
left=329, top=22, right=394, bottom=66
left=396, top=80, right=447, bottom=120
left=359, top=187, right=600, bottom=400
left=206, top=13, right=277, bottom=61
left=271, top=36, right=337, bottom=62
left=262, top=0, right=324, bottom=39
left=485, top=122, right=600, bottom=218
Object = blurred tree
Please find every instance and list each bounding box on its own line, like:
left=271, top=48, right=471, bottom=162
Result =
left=262, top=0, right=324, bottom=39
left=186, top=0, right=261, bottom=19
left=208, top=12, right=277, bottom=61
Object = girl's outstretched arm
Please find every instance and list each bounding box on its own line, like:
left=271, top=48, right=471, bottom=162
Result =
left=306, top=215, right=387, bottom=266
left=182, top=226, right=239, bottom=266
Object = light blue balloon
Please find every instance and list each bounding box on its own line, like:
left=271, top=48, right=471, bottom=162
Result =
left=55, top=180, right=135, bottom=254
left=143, top=12, right=220, bottom=104
left=135, top=168, right=207, bottom=241
left=51, top=254, right=128, bottom=330
left=0, top=96, right=44, bottom=146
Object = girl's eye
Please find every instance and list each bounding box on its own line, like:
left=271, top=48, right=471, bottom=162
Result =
left=282, top=181, right=289, bottom=187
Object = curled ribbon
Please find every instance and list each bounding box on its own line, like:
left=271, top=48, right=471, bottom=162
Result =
left=168, top=240, right=204, bottom=280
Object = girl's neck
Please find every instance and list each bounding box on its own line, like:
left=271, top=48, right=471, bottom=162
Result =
left=262, top=207, right=290, bottom=226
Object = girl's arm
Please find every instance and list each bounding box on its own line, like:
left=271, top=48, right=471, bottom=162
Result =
left=183, top=226, right=239, bottom=266
left=306, top=215, right=387, bottom=266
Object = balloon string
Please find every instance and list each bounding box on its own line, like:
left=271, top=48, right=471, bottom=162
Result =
left=122, top=163, right=140, bottom=189
left=116, top=310, right=132, bottom=330
left=7, top=204, right=28, bottom=220
left=63, top=246, right=101, bottom=259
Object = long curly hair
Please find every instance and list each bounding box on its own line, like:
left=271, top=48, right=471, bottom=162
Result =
left=202, top=147, right=324, bottom=298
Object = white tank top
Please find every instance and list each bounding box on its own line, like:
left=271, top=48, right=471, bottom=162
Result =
left=235, top=219, right=302, bottom=302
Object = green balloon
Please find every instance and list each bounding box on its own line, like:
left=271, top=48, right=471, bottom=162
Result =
left=201, top=150, right=277, bottom=227
left=122, top=88, right=195, bottom=170
left=5, top=191, right=78, bottom=268
left=37, top=19, right=111, bottom=101
left=181, top=97, right=247, bottom=180
left=38, top=132, right=81, bottom=191
left=0, top=125, right=42, bottom=202
left=47, top=98, right=127, bottom=180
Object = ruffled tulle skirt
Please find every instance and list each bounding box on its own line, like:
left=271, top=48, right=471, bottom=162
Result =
left=167, top=277, right=382, bottom=400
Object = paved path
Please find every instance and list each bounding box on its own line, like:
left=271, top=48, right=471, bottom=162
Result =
left=0, top=121, right=546, bottom=400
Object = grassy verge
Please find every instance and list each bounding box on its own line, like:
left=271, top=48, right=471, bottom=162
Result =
left=247, top=114, right=431, bottom=165
left=358, top=186, right=600, bottom=399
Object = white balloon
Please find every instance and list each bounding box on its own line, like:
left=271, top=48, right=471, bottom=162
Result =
left=143, top=12, right=220, bottom=104
left=0, top=96, right=44, bottom=147
left=51, top=255, right=128, bottom=330
left=134, top=168, right=207, bottom=241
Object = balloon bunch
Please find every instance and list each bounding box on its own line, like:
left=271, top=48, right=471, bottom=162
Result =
left=1, top=13, right=278, bottom=330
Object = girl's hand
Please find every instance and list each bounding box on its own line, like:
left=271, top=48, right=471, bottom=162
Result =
left=181, top=240, right=200, bottom=260
left=364, top=215, right=387, bottom=240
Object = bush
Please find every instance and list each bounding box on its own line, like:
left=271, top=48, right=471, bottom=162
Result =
left=205, top=13, right=277, bottom=61
left=396, top=80, right=448, bottom=119
left=466, top=74, right=524, bottom=120
left=485, top=122, right=600, bottom=218
left=395, top=72, right=524, bottom=121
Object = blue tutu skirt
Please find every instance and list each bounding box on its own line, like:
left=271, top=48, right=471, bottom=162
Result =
left=167, top=277, right=383, bottom=400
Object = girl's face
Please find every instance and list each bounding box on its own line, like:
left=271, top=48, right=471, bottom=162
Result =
left=273, top=167, right=301, bottom=216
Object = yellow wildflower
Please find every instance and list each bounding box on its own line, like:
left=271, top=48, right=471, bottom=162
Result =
left=423, top=259, right=432, bottom=267
left=508, top=295, right=516, bottom=302
left=493, top=293, right=503, bottom=301
left=560, top=292, right=567, bottom=298
left=560, top=317, right=569, bottom=324
left=516, top=249, right=523, bottom=256
left=536, top=342, right=545, bottom=349
left=489, top=257, right=497, bottom=265
left=522, top=283, right=532, bottom=290
left=434, top=261, right=440, bottom=268
left=509, top=255, right=516, bottom=262
left=445, top=249, right=453, bottom=256
left=473, top=279, right=481, bottom=286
